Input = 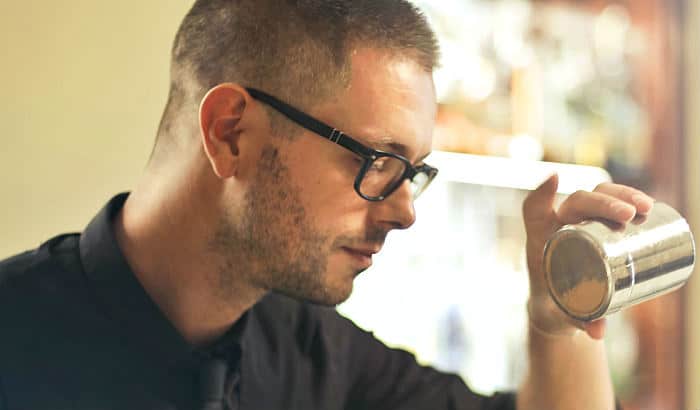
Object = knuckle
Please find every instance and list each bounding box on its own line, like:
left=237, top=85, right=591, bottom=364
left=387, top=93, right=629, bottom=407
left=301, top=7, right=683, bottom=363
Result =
left=570, top=190, right=587, bottom=201
left=594, top=182, right=609, bottom=192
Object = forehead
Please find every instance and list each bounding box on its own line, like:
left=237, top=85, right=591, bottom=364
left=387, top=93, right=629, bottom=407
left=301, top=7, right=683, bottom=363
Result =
left=316, top=48, right=437, bottom=161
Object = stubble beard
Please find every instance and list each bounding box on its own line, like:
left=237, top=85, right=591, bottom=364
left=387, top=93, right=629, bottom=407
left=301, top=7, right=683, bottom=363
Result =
left=211, top=144, right=355, bottom=307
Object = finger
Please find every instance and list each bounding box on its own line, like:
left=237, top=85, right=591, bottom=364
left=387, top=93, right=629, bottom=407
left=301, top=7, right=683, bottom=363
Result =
left=583, top=318, right=606, bottom=340
left=593, top=182, right=655, bottom=215
left=557, top=190, right=637, bottom=225
left=522, top=174, right=559, bottom=228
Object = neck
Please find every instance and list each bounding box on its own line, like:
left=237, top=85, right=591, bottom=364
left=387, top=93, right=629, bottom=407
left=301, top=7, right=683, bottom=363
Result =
left=113, top=164, right=265, bottom=346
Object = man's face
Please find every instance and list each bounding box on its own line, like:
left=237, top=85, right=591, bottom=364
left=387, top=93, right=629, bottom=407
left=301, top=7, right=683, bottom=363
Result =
left=216, top=48, right=437, bottom=306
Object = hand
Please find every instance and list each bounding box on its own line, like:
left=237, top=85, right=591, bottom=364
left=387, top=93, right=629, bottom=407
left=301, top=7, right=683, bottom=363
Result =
left=522, top=174, right=654, bottom=339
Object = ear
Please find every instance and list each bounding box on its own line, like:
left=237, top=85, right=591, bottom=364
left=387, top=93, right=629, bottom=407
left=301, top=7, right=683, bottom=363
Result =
left=199, top=83, right=251, bottom=179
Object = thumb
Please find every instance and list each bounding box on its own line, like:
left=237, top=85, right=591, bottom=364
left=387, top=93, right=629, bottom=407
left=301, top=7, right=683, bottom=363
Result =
left=523, top=173, right=559, bottom=227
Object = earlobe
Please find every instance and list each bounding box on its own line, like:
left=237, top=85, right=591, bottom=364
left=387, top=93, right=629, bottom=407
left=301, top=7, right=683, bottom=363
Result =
left=199, top=83, right=249, bottom=179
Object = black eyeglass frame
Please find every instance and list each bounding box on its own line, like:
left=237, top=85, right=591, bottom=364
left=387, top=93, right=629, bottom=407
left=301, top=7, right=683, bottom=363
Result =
left=246, top=87, right=439, bottom=201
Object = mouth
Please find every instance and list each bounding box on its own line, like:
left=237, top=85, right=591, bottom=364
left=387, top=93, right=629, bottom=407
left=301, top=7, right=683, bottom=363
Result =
left=341, top=247, right=379, bottom=269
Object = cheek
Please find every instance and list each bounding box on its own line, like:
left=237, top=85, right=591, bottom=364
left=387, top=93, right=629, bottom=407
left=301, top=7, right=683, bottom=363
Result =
left=298, top=180, right=368, bottom=235
left=313, top=203, right=369, bottom=252
left=285, top=145, right=368, bottom=230
left=291, top=160, right=358, bottom=210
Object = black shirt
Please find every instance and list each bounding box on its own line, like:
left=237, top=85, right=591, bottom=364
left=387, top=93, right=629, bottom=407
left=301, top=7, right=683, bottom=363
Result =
left=0, top=194, right=517, bottom=409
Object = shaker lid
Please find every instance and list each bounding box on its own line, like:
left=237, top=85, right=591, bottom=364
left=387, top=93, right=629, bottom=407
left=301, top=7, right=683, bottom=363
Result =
left=544, top=230, right=610, bottom=321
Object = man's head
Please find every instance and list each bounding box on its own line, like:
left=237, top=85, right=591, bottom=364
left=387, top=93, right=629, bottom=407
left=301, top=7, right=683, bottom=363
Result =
left=153, top=0, right=438, bottom=154
left=152, top=0, right=440, bottom=306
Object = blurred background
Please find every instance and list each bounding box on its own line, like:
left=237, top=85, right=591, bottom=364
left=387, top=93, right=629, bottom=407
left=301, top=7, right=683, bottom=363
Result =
left=0, top=1, right=698, bottom=409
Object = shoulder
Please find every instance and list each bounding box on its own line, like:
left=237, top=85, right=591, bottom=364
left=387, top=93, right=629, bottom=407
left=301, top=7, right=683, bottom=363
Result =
left=0, top=233, right=84, bottom=314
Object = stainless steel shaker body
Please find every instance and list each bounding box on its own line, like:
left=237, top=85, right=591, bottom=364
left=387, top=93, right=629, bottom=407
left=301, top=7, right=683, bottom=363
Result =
left=543, top=202, right=695, bottom=321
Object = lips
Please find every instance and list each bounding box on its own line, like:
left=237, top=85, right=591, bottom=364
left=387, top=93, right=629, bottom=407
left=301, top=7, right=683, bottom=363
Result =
left=341, top=246, right=380, bottom=268
left=343, top=247, right=380, bottom=258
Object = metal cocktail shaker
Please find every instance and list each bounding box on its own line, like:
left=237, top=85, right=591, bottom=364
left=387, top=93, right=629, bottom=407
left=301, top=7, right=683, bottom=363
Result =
left=543, top=202, right=695, bottom=321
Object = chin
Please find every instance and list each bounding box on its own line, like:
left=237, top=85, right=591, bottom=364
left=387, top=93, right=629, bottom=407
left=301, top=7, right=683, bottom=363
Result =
left=272, top=265, right=359, bottom=306
left=308, top=283, right=354, bottom=307
left=284, top=279, right=354, bottom=307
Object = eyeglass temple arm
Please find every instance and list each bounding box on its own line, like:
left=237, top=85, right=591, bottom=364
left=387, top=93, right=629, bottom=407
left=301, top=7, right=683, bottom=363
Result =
left=246, top=88, right=373, bottom=157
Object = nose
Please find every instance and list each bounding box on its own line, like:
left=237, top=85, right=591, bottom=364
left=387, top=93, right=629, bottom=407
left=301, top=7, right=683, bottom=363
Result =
left=371, top=179, right=416, bottom=231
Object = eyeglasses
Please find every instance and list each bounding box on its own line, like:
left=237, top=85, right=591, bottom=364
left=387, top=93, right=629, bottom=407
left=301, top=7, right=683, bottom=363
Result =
left=246, top=88, right=439, bottom=202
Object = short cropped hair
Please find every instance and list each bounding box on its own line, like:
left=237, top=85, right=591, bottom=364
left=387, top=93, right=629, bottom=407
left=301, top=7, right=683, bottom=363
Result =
left=152, top=0, right=439, bottom=157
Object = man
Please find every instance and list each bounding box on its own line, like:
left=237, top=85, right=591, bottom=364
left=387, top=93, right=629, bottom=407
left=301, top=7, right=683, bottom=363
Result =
left=0, top=1, right=651, bottom=409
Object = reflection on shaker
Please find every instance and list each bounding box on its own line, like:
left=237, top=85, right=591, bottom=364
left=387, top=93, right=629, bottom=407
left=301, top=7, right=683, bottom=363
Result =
left=543, top=202, right=695, bottom=321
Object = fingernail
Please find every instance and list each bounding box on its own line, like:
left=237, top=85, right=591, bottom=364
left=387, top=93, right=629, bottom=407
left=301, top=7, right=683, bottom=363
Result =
left=612, top=202, right=635, bottom=218
left=632, top=194, right=654, bottom=208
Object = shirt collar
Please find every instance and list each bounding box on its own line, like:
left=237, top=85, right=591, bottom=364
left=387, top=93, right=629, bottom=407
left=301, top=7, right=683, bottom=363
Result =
left=79, top=193, right=248, bottom=368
